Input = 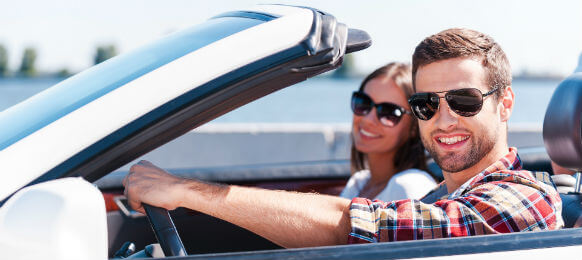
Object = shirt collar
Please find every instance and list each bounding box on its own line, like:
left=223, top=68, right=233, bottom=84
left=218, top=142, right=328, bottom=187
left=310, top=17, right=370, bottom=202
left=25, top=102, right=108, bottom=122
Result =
left=481, top=147, right=522, bottom=173
left=448, top=147, right=522, bottom=199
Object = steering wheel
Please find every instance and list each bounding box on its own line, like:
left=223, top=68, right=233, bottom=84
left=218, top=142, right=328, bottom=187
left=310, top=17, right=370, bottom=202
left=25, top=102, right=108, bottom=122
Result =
left=143, top=204, right=187, bottom=257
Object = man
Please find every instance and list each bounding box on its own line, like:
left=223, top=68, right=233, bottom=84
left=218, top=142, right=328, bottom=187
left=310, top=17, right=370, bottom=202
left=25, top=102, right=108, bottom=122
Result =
left=123, top=28, right=563, bottom=247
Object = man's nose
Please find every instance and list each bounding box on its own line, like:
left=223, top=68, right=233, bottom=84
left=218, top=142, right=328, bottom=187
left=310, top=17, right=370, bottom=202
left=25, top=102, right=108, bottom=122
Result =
left=433, top=99, right=459, bottom=131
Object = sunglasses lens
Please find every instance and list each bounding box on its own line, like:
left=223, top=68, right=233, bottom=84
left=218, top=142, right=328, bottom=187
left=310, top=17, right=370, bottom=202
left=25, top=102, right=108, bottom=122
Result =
left=409, top=93, right=439, bottom=120
left=446, top=88, right=483, bottom=116
left=376, top=104, right=404, bottom=127
left=351, top=92, right=372, bottom=116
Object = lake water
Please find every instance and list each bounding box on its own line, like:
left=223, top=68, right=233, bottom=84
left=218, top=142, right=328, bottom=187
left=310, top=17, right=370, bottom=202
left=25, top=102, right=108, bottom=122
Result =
left=0, top=77, right=561, bottom=126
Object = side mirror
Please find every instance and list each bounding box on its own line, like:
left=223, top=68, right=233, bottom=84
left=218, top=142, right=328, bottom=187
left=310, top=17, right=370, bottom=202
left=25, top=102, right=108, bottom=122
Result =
left=0, top=178, right=108, bottom=259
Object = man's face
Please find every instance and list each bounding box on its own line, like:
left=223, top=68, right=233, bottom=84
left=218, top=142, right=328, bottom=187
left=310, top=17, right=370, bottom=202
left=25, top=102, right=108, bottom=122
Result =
left=415, top=57, right=502, bottom=173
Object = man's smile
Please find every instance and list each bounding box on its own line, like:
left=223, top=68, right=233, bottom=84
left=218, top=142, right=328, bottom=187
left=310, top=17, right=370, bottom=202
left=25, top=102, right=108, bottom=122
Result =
left=434, top=134, right=470, bottom=150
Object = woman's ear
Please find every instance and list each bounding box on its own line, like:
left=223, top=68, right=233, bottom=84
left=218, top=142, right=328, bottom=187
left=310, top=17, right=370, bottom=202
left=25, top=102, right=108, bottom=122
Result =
left=499, top=86, right=514, bottom=122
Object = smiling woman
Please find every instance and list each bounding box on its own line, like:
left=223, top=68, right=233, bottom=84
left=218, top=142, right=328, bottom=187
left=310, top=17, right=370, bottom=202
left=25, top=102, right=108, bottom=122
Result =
left=342, top=62, right=436, bottom=201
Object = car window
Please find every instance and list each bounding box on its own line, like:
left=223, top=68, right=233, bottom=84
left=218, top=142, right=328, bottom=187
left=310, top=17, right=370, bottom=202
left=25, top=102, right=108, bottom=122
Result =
left=0, top=16, right=265, bottom=151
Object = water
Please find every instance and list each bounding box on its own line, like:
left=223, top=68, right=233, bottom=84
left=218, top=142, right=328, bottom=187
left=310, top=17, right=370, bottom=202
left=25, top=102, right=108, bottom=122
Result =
left=0, top=78, right=63, bottom=111
left=213, top=77, right=561, bottom=126
left=0, top=77, right=561, bottom=126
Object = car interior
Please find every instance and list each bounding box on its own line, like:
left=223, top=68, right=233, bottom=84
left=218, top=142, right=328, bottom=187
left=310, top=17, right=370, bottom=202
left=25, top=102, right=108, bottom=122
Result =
left=98, top=73, right=582, bottom=258
left=1, top=5, right=579, bottom=259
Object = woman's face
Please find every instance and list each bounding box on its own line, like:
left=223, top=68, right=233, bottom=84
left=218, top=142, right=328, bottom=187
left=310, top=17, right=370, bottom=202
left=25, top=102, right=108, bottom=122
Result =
left=352, top=76, right=414, bottom=155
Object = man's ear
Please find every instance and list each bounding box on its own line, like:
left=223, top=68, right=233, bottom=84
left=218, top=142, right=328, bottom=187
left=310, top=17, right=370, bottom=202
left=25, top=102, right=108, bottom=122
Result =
left=499, top=86, right=514, bottom=122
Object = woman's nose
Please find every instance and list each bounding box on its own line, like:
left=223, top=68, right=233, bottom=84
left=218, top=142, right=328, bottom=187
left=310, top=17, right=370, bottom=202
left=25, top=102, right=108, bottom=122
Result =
left=362, top=107, right=379, bottom=123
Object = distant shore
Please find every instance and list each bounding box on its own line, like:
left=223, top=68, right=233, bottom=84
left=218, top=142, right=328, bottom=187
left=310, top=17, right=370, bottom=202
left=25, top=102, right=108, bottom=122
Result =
left=512, top=73, right=566, bottom=81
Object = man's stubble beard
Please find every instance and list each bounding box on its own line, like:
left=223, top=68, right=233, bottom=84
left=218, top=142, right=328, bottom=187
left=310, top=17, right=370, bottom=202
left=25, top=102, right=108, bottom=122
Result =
left=422, top=129, right=497, bottom=173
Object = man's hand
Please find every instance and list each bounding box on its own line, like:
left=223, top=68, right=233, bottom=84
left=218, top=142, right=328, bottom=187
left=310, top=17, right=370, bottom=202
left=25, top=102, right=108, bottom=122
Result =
left=122, top=160, right=188, bottom=213
left=122, top=160, right=351, bottom=248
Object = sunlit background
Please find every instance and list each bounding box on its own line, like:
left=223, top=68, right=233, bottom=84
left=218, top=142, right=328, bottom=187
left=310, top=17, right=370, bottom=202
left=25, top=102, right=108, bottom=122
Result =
left=2, top=0, right=581, bottom=75
left=1, top=0, right=581, bottom=125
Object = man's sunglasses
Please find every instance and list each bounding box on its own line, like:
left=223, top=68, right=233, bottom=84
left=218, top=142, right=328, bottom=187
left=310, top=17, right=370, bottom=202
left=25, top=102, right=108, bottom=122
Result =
left=408, top=86, right=499, bottom=121
left=351, top=91, right=411, bottom=127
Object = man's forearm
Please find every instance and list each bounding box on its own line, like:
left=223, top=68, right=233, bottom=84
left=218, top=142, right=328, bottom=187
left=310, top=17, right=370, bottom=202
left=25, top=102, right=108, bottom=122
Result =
left=179, top=180, right=352, bottom=248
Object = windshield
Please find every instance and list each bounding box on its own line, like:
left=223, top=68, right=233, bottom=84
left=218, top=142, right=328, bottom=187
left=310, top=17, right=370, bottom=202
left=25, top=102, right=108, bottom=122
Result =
left=0, top=16, right=266, bottom=151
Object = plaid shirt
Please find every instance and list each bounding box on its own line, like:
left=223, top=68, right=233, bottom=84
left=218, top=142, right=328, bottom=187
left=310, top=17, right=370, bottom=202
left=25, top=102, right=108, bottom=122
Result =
left=348, top=147, right=564, bottom=243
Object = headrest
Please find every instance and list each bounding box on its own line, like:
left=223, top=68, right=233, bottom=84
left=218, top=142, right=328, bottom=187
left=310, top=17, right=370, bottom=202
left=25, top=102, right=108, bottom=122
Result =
left=543, top=73, right=582, bottom=171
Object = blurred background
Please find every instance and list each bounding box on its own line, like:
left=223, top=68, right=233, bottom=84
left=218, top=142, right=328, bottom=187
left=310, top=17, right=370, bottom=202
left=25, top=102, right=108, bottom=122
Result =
left=1, top=0, right=581, bottom=170
left=1, top=0, right=581, bottom=128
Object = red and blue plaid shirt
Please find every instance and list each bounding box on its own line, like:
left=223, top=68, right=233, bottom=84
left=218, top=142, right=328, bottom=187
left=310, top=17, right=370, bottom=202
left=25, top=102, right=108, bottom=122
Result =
left=348, top=147, right=564, bottom=243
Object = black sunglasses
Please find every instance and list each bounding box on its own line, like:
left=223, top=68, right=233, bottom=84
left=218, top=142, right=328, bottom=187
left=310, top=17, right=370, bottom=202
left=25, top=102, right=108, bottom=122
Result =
left=351, top=91, right=411, bottom=127
left=408, top=86, right=499, bottom=121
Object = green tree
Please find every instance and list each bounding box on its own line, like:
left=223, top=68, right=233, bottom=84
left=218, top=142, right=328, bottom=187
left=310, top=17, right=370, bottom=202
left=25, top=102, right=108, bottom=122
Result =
left=56, top=68, right=72, bottom=78
left=94, top=45, right=117, bottom=65
left=18, top=47, right=37, bottom=77
left=332, top=53, right=356, bottom=78
left=0, top=44, right=8, bottom=77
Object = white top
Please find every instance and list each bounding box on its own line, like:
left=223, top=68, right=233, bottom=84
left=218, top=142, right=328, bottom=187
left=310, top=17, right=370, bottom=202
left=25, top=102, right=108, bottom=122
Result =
left=339, top=168, right=437, bottom=201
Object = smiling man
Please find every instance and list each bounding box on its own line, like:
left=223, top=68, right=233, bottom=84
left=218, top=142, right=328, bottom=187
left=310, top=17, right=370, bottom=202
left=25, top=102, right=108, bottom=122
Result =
left=123, top=28, right=563, bottom=247
left=411, top=29, right=514, bottom=193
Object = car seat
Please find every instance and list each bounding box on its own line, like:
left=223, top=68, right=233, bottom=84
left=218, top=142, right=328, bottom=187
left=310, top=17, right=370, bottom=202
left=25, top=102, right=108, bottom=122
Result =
left=543, top=72, right=582, bottom=228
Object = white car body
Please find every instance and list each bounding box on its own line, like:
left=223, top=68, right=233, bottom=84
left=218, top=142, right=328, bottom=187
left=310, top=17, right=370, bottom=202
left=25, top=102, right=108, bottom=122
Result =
left=0, top=3, right=580, bottom=260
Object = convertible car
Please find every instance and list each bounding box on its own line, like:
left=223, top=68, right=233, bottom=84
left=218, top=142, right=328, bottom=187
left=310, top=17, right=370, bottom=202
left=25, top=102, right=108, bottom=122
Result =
left=1, top=4, right=582, bottom=259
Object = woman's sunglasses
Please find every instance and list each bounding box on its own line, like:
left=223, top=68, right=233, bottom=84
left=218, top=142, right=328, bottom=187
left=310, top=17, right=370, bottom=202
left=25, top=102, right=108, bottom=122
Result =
left=408, top=86, right=499, bottom=121
left=351, top=91, right=411, bottom=127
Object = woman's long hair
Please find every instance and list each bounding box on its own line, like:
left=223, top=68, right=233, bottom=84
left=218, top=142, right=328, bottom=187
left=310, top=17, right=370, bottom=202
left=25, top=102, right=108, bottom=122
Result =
left=350, top=62, right=428, bottom=174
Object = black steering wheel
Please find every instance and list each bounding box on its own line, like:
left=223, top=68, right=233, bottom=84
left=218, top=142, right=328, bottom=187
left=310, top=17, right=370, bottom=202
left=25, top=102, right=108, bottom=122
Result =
left=143, top=204, right=187, bottom=257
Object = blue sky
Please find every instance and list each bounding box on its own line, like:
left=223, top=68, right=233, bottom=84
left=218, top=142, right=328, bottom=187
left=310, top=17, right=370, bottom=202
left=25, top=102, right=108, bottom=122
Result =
left=1, top=0, right=581, bottom=76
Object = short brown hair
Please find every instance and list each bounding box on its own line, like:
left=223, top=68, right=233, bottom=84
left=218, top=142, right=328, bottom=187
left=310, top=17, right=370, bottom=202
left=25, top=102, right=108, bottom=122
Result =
left=350, top=62, right=428, bottom=174
left=412, top=28, right=511, bottom=99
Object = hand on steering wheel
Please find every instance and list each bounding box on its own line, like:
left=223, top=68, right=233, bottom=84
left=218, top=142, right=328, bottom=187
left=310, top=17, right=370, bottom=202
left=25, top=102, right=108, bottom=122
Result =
left=143, top=204, right=187, bottom=257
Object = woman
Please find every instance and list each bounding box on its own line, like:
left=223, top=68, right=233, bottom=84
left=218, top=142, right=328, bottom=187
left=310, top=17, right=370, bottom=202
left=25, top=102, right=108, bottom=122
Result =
left=340, top=62, right=436, bottom=201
